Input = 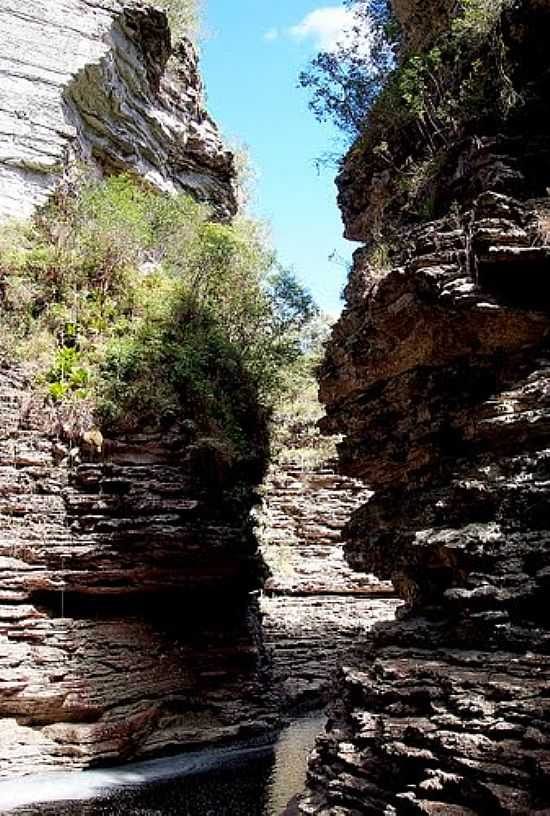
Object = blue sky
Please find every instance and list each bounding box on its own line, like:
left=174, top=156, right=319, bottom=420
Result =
left=201, top=1, right=360, bottom=315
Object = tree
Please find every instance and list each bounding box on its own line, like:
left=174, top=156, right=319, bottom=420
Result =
left=267, top=266, right=318, bottom=335
left=298, top=0, right=397, bottom=139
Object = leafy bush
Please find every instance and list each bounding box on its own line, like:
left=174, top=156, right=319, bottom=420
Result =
left=271, top=314, right=338, bottom=469
left=0, top=174, right=316, bottom=463
left=298, top=0, right=396, bottom=140
left=300, top=0, right=518, bottom=144
left=299, top=0, right=521, bottom=226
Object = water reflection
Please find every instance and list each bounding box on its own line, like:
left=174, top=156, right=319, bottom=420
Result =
left=2, top=714, right=325, bottom=816
left=265, top=715, right=323, bottom=815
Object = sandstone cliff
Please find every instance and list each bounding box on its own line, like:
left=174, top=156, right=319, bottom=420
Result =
left=298, top=1, right=550, bottom=812
left=0, top=366, right=276, bottom=777
left=0, top=1, right=273, bottom=778
left=0, top=0, right=237, bottom=222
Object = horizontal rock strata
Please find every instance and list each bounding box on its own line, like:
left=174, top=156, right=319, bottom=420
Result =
left=299, top=193, right=550, bottom=814
left=298, top=0, right=550, bottom=807
left=260, top=463, right=399, bottom=710
left=0, top=367, right=276, bottom=776
left=0, top=0, right=236, bottom=221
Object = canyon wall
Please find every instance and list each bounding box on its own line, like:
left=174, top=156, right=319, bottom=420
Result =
left=0, top=0, right=237, bottom=222
left=0, top=366, right=276, bottom=777
left=260, top=461, right=399, bottom=711
left=0, top=1, right=271, bottom=777
left=298, top=1, right=550, bottom=813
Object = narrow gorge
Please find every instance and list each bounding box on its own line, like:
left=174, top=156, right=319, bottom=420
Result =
left=1, top=0, right=550, bottom=814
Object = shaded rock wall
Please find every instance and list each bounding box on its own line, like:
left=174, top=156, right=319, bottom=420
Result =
left=392, top=0, right=454, bottom=51
left=298, top=2, right=550, bottom=813
left=0, top=0, right=236, bottom=221
left=0, top=365, right=275, bottom=777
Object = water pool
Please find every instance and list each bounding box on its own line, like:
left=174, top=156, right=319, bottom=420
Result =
left=0, top=714, right=325, bottom=816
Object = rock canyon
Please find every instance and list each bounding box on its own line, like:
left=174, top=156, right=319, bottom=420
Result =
left=0, top=1, right=550, bottom=815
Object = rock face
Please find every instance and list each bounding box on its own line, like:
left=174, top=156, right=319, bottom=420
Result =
left=0, top=0, right=237, bottom=222
left=298, top=1, right=550, bottom=813
left=0, top=366, right=276, bottom=777
left=0, top=1, right=272, bottom=778
left=259, top=462, right=399, bottom=710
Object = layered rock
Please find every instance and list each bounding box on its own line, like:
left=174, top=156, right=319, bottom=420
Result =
left=259, top=462, right=398, bottom=710
left=298, top=1, right=550, bottom=813
left=0, top=0, right=278, bottom=778
left=0, top=367, right=275, bottom=776
left=0, top=0, right=237, bottom=222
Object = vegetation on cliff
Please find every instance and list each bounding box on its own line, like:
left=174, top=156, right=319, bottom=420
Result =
left=0, top=174, right=316, bottom=463
left=301, top=0, right=516, bottom=140
left=271, top=314, right=338, bottom=469
left=300, top=0, right=522, bottom=226
left=298, top=0, right=396, bottom=139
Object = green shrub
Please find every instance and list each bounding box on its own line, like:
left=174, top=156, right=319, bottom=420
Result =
left=271, top=314, right=337, bottom=469
left=0, top=174, right=316, bottom=463
left=300, top=0, right=517, bottom=142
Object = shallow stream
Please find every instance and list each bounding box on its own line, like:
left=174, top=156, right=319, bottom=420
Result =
left=0, top=714, right=324, bottom=816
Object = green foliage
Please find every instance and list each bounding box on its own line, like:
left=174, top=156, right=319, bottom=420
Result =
left=299, top=0, right=522, bottom=226
left=271, top=314, right=337, bottom=469
left=300, top=0, right=518, bottom=147
left=452, top=0, right=508, bottom=43
left=367, top=242, right=393, bottom=277
left=46, top=346, right=91, bottom=402
left=400, top=0, right=516, bottom=134
left=0, top=174, right=316, bottom=462
left=298, top=0, right=396, bottom=140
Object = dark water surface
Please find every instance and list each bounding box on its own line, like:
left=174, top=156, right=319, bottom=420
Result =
left=0, top=715, right=325, bottom=816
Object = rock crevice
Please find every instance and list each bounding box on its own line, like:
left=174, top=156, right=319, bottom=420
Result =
left=259, top=461, right=398, bottom=711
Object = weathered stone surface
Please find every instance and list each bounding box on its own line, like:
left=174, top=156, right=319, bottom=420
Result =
left=299, top=187, right=550, bottom=814
left=392, top=0, right=454, bottom=51
left=300, top=194, right=550, bottom=812
left=261, top=464, right=382, bottom=596
left=259, top=462, right=399, bottom=711
left=0, top=1, right=237, bottom=222
left=0, top=367, right=276, bottom=776
left=298, top=1, right=550, bottom=808
left=261, top=594, right=400, bottom=713
left=337, top=2, right=550, bottom=243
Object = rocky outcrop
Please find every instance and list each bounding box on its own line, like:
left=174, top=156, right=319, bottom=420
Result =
left=0, top=2, right=270, bottom=777
left=298, top=1, right=550, bottom=813
left=0, top=366, right=276, bottom=776
left=0, top=1, right=237, bottom=222
left=259, top=462, right=398, bottom=710
left=391, top=0, right=453, bottom=51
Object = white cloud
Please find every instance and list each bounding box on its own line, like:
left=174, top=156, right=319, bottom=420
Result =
left=289, top=6, right=356, bottom=52
left=263, top=27, right=279, bottom=41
